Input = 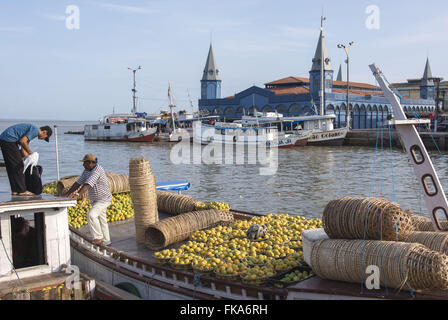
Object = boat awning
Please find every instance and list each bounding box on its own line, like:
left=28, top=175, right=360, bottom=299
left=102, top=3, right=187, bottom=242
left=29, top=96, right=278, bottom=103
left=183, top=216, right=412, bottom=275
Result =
left=156, top=180, right=190, bottom=191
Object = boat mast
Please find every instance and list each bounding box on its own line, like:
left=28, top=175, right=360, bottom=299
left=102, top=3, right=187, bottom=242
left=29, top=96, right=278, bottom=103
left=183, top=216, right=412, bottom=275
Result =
left=168, top=83, right=176, bottom=130
left=369, top=63, right=448, bottom=231
left=128, top=66, right=142, bottom=115
left=320, top=16, right=326, bottom=116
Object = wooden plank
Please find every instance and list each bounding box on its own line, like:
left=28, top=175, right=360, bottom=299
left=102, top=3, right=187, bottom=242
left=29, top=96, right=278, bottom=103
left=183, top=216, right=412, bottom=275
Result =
left=74, top=288, right=83, bottom=300
left=16, top=292, right=31, bottom=300
left=49, top=287, right=59, bottom=300
left=61, top=287, right=71, bottom=300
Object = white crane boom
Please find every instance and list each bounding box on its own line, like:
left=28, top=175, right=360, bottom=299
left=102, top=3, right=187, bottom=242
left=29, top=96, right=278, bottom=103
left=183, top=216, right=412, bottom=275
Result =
left=369, top=63, right=448, bottom=231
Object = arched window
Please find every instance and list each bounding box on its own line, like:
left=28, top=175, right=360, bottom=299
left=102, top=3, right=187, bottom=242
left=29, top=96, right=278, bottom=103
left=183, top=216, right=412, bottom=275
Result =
left=214, top=107, right=223, bottom=115
left=340, top=103, right=347, bottom=128
left=224, top=107, right=234, bottom=115
left=249, top=106, right=259, bottom=115
left=289, top=104, right=301, bottom=116
left=360, top=105, right=367, bottom=129
left=353, top=104, right=360, bottom=129
left=236, top=106, right=245, bottom=115
left=303, top=106, right=312, bottom=115
left=276, top=105, right=287, bottom=115
left=262, top=105, right=273, bottom=113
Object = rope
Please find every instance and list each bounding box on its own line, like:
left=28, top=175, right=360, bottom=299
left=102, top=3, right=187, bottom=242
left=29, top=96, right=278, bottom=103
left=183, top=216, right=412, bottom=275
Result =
left=361, top=120, right=382, bottom=293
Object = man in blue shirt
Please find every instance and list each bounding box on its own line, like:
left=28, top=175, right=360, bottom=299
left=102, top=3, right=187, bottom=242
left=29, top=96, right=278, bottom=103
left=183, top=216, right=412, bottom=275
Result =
left=0, top=124, right=52, bottom=195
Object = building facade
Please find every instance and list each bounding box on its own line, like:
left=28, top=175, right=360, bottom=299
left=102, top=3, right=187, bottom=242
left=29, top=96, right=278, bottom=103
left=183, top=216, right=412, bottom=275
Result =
left=391, top=58, right=447, bottom=115
left=198, top=27, right=436, bottom=129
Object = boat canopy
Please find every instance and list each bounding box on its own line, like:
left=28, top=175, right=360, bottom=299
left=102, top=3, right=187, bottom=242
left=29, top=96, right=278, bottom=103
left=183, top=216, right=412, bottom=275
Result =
left=156, top=180, right=191, bottom=191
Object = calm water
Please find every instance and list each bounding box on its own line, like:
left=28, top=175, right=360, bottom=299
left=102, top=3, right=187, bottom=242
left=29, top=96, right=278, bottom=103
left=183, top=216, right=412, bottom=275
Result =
left=1, top=120, right=447, bottom=219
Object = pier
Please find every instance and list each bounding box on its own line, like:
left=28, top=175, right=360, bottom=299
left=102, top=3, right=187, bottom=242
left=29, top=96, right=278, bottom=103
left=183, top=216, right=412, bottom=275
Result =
left=344, top=130, right=448, bottom=151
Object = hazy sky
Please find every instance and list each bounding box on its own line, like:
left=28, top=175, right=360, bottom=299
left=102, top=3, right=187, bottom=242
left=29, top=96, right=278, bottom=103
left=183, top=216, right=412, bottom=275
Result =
left=1, top=0, right=447, bottom=121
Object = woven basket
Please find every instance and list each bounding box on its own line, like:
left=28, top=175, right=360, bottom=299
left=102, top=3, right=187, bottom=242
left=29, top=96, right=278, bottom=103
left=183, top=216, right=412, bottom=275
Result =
left=129, top=158, right=158, bottom=244
left=404, top=231, right=448, bottom=255
left=323, top=197, right=415, bottom=241
left=156, top=191, right=198, bottom=216
left=57, top=173, right=130, bottom=199
left=411, top=215, right=448, bottom=232
left=310, top=239, right=448, bottom=291
left=145, top=209, right=234, bottom=250
left=106, top=172, right=130, bottom=194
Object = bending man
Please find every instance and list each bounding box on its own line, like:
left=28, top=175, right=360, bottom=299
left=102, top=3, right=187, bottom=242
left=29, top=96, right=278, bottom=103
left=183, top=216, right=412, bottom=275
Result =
left=0, top=124, right=52, bottom=195
left=65, top=154, right=112, bottom=246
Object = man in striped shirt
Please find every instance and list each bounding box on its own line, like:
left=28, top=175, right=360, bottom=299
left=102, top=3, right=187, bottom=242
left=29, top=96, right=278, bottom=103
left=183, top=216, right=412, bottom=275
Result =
left=65, top=154, right=112, bottom=246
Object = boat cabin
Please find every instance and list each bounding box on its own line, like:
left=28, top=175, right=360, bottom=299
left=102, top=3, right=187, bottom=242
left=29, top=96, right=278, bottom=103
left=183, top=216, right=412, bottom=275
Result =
left=0, top=193, right=76, bottom=283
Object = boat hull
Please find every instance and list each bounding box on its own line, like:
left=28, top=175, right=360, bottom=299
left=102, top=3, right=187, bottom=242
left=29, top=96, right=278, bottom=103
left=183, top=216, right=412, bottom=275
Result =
left=307, top=129, right=348, bottom=147
left=127, top=132, right=156, bottom=142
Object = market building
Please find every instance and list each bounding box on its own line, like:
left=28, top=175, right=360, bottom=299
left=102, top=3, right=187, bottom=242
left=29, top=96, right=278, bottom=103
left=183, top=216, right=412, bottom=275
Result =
left=198, top=25, right=436, bottom=129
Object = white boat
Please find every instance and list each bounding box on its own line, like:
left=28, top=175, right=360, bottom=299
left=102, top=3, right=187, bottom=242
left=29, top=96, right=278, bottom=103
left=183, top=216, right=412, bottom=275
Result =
left=155, top=86, right=193, bottom=142
left=240, top=112, right=347, bottom=146
left=193, top=121, right=306, bottom=148
left=84, top=115, right=157, bottom=142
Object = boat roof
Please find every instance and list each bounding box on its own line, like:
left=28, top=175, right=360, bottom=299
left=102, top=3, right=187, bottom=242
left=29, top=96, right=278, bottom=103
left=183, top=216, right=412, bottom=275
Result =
left=0, top=192, right=77, bottom=214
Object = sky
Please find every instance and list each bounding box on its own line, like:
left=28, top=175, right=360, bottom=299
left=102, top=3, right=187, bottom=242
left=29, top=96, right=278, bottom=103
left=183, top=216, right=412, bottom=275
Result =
left=1, top=0, right=448, bottom=121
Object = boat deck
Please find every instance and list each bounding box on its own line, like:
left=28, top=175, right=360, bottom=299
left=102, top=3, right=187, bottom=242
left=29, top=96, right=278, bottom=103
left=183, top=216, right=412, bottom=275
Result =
left=0, top=192, right=75, bottom=209
left=74, top=214, right=448, bottom=300
left=77, top=212, right=187, bottom=264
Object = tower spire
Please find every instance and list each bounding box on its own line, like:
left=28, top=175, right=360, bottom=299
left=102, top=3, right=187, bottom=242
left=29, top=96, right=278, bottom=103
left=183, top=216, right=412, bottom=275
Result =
left=422, top=58, right=434, bottom=86
left=311, top=18, right=332, bottom=72
left=336, top=64, right=343, bottom=81
left=202, top=43, right=220, bottom=81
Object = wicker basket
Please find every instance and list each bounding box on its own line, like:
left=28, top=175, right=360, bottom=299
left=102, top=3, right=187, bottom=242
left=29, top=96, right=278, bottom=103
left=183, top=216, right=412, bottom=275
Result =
left=157, top=191, right=198, bottom=216
left=404, top=231, right=448, bottom=255
left=145, top=209, right=234, bottom=250
left=129, top=158, right=158, bottom=244
left=323, top=197, right=415, bottom=241
left=310, top=239, right=448, bottom=291
left=412, top=215, right=448, bottom=232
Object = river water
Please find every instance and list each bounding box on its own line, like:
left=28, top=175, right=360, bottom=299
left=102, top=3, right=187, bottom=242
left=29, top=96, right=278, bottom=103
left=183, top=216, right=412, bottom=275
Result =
left=1, top=120, right=447, bottom=219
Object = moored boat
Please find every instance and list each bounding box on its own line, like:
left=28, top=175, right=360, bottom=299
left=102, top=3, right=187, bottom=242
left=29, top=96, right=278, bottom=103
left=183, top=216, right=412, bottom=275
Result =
left=239, top=112, right=347, bottom=146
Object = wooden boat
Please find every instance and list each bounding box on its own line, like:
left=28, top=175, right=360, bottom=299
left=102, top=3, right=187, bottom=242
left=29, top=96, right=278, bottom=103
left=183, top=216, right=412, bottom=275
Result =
left=68, top=64, right=448, bottom=300
left=127, top=127, right=157, bottom=142
left=193, top=121, right=308, bottom=149
left=84, top=115, right=157, bottom=142
left=239, top=112, right=347, bottom=147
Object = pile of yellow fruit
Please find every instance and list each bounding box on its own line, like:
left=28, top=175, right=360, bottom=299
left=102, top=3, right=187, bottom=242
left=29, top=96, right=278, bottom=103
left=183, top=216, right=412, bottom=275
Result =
left=153, top=213, right=323, bottom=284
left=196, top=201, right=231, bottom=211
left=43, top=183, right=135, bottom=229
left=280, top=269, right=313, bottom=283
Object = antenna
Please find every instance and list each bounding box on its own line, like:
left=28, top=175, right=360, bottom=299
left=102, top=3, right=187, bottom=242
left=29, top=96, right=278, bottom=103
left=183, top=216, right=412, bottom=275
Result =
left=128, top=66, right=142, bottom=114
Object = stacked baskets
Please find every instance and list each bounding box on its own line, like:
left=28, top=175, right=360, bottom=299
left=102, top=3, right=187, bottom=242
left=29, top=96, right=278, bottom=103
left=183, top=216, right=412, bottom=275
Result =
left=311, top=197, right=448, bottom=291
left=106, top=172, right=130, bottom=194
left=322, top=197, right=415, bottom=241
left=129, top=158, right=158, bottom=244
left=145, top=209, right=234, bottom=250
left=311, top=239, right=448, bottom=291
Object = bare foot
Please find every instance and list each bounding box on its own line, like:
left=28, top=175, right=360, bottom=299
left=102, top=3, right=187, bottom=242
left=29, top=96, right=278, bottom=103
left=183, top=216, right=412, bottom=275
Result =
left=17, top=191, right=34, bottom=196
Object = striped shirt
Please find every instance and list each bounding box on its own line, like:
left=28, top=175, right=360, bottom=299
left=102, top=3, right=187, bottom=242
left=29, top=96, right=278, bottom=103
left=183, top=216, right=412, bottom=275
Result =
left=77, top=164, right=112, bottom=203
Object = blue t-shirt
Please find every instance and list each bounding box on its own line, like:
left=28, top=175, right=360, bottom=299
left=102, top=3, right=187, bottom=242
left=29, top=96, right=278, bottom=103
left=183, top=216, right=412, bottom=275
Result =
left=0, top=124, right=40, bottom=143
